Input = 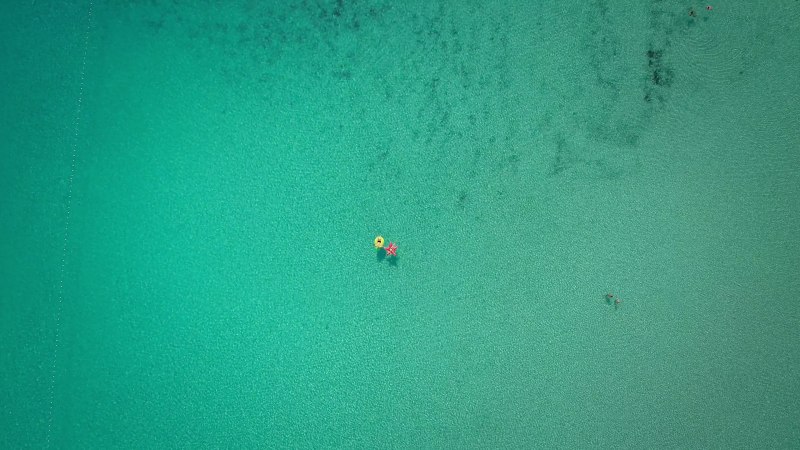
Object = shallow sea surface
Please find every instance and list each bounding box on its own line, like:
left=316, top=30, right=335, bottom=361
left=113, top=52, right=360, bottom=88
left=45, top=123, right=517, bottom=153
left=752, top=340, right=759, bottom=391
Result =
left=1, top=1, right=799, bottom=447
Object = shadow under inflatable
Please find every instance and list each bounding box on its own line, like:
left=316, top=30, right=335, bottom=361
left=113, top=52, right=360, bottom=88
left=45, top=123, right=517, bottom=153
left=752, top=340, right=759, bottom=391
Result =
left=376, top=248, right=398, bottom=266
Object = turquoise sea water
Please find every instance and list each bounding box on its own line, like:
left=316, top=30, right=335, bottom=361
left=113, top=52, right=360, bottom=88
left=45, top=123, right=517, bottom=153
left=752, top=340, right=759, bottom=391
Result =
left=2, top=1, right=799, bottom=447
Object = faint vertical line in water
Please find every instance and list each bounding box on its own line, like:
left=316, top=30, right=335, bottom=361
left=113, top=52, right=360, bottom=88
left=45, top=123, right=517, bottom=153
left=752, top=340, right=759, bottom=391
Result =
left=45, top=1, right=93, bottom=447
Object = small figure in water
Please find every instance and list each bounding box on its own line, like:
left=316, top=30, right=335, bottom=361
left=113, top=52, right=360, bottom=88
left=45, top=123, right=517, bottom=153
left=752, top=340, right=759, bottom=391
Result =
left=689, top=8, right=697, bottom=17
left=706, top=5, right=713, bottom=11
left=606, top=292, right=622, bottom=308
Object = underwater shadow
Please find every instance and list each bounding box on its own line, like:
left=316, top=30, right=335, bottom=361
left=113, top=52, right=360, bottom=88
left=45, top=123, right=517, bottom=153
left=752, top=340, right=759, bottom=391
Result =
left=375, top=248, right=398, bottom=266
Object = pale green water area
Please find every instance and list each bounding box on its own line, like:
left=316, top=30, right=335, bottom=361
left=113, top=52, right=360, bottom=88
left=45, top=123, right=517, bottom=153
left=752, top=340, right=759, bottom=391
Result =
left=2, top=1, right=800, bottom=448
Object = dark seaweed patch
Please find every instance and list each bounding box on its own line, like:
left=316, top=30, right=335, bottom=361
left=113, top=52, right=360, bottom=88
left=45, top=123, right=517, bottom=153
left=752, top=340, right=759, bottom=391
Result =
left=332, top=69, right=353, bottom=80
left=456, top=190, right=468, bottom=209
left=644, top=45, right=672, bottom=103
left=549, top=135, right=570, bottom=176
left=646, top=48, right=672, bottom=87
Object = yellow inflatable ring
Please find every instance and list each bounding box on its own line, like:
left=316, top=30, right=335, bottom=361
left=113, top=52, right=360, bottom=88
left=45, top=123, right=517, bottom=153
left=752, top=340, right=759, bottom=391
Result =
left=374, top=236, right=385, bottom=249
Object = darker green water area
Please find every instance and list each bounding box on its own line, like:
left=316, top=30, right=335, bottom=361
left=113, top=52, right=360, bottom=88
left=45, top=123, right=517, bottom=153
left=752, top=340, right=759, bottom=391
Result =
left=2, top=1, right=799, bottom=447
